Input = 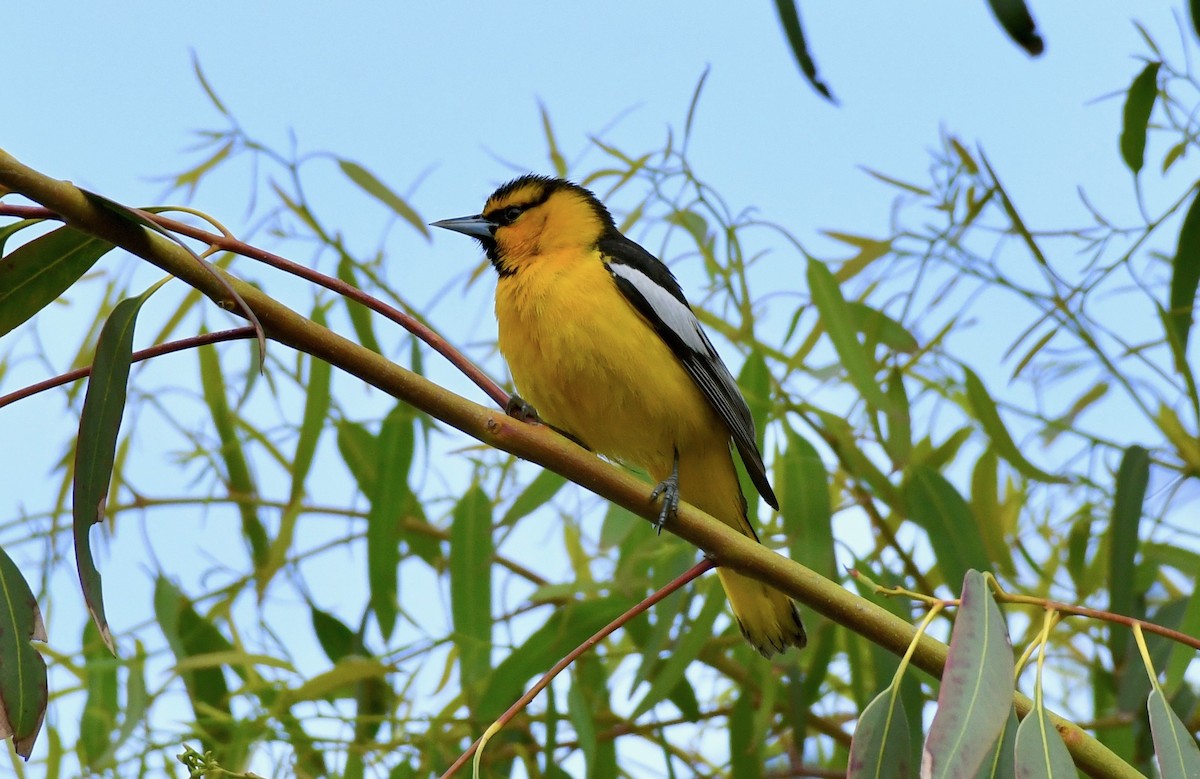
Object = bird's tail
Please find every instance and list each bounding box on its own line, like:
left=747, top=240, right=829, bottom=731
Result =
left=679, top=446, right=806, bottom=657
left=717, top=569, right=807, bottom=656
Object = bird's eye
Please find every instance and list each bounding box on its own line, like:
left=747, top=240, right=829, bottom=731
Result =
left=500, top=206, right=524, bottom=225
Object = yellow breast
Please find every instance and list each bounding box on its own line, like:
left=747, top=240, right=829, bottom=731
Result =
left=494, top=250, right=719, bottom=477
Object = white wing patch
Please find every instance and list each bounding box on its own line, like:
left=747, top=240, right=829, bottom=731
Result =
left=608, top=263, right=709, bottom=354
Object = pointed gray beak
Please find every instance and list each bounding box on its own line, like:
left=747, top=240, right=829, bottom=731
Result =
left=430, top=214, right=496, bottom=240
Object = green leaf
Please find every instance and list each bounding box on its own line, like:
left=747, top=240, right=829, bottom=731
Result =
left=479, top=596, right=632, bottom=724
left=198, top=341, right=267, bottom=568
left=539, top=103, right=568, bottom=178
left=729, top=689, right=764, bottom=779
left=368, top=405, right=416, bottom=639
left=501, top=469, right=567, bottom=528
left=337, top=159, right=429, bottom=239
left=310, top=606, right=358, bottom=665
left=78, top=621, right=118, bottom=770
left=847, top=686, right=911, bottom=779
left=1167, top=188, right=1200, bottom=369
left=1014, top=700, right=1076, bottom=778
left=0, top=226, right=113, bottom=337
left=970, top=448, right=1015, bottom=576
left=279, top=657, right=391, bottom=707
left=903, top=467, right=992, bottom=589
left=73, top=280, right=166, bottom=652
left=923, top=571, right=1015, bottom=778
left=848, top=301, right=919, bottom=353
left=1148, top=686, right=1200, bottom=778
left=153, top=577, right=235, bottom=759
left=1120, top=62, right=1161, bottom=175
left=451, top=484, right=494, bottom=711
left=985, top=0, right=1044, bottom=56
left=0, top=544, right=47, bottom=759
left=1108, top=445, right=1149, bottom=666
left=807, top=258, right=892, bottom=412
left=336, top=419, right=379, bottom=498
left=336, top=256, right=382, bottom=354
left=777, top=427, right=835, bottom=579
left=567, top=676, right=598, bottom=777
left=974, top=707, right=1018, bottom=778
left=963, top=367, right=1066, bottom=483
left=290, top=347, right=332, bottom=503
left=773, top=0, right=836, bottom=102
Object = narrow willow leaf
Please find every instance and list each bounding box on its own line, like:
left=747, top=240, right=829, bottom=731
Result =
left=985, top=0, right=1044, bottom=56
left=1168, top=189, right=1200, bottom=367
left=290, top=344, right=332, bottom=503
left=152, top=577, right=235, bottom=759
left=368, top=406, right=415, bottom=639
left=1120, top=62, right=1161, bottom=175
left=78, top=621, right=117, bottom=770
left=450, top=484, right=494, bottom=712
left=1148, top=686, right=1200, bottom=778
left=0, top=226, right=113, bottom=337
left=883, top=367, right=913, bottom=467
left=0, top=545, right=48, bottom=759
left=778, top=427, right=835, bottom=578
left=73, top=280, right=166, bottom=652
left=730, top=689, right=764, bottom=779
left=903, top=467, right=991, bottom=589
left=848, top=685, right=911, bottom=779
left=808, top=258, right=892, bottom=412
left=197, top=342, right=267, bottom=567
left=1014, top=703, right=1076, bottom=778
left=337, top=159, right=429, bottom=239
left=567, top=677, right=598, bottom=776
left=335, top=256, right=382, bottom=354
left=848, top=301, right=919, bottom=353
left=970, top=448, right=1015, bottom=577
left=632, top=582, right=724, bottom=719
left=923, top=571, right=1015, bottom=778
left=500, top=469, right=567, bottom=528
left=539, top=103, right=568, bottom=178
left=336, top=420, right=379, bottom=498
left=773, top=0, right=836, bottom=101
left=279, top=657, right=390, bottom=707
left=963, top=367, right=1066, bottom=483
left=823, top=231, right=894, bottom=282
left=1108, top=445, right=1149, bottom=667
left=479, top=596, right=632, bottom=725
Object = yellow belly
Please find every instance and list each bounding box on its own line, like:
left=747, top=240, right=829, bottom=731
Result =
left=495, top=251, right=720, bottom=480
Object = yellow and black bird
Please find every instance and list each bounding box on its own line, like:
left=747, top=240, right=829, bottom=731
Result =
left=433, top=175, right=805, bottom=656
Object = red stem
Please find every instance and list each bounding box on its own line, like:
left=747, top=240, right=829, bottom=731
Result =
left=0, top=327, right=256, bottom=410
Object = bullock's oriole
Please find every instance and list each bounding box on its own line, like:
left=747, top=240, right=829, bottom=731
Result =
left=434, top=175, right=805, bottom=656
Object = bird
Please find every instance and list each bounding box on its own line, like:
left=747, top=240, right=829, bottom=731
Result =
left=433, top=174, right=806, bottom=657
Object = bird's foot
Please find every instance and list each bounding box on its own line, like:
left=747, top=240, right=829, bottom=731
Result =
left=648, top=450, right=681, bottom=536
left=505, top=394, right=540, bottom=423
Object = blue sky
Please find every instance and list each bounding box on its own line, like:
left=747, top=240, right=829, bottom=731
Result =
left=2, top=2, right=1194, bottom=773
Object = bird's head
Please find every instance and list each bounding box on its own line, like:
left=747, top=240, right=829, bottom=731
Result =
left=433, top=175, right=615, bottom=275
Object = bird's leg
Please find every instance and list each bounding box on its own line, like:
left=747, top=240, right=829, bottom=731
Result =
left=505, top=393, right=540, bottom=423
left=649, top=448, right=681, bottom=536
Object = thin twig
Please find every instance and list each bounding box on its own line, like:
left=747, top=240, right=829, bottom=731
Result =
left=439, top=558, right=716, bottom=779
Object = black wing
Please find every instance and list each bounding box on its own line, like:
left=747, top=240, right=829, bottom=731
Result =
left=598, top=233, right=779, bottom=509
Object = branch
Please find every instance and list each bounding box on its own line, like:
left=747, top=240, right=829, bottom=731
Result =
left=0, top=148, right=1139, bottom=779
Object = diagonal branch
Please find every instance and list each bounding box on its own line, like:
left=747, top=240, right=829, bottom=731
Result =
left=0, top=147, right=1139, bottom=779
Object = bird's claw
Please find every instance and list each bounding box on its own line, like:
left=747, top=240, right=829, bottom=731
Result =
left=649, top=465, right=681, bottom=537
left=505, top=394, right=540, bottom=424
